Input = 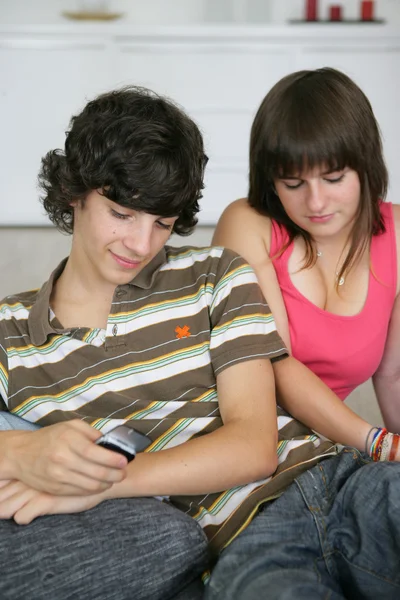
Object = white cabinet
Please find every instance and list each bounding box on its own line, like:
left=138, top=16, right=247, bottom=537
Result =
left=0, top=34, right=112, bottom=225
left=1, top=25, right=400, bottom=225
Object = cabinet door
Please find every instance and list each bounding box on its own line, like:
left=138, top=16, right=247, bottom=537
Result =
left=295, top=45, right=400, bottom=204
left=0, top=36, right=111, bottom=225
left=113, top=41, right=294, bottom=223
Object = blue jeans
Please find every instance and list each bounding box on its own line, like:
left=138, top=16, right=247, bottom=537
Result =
left=0, top=412, right=40, bottom=431
left=205, top=449, right=400, bottom=599
left=0, top=413, right=209, bottom=599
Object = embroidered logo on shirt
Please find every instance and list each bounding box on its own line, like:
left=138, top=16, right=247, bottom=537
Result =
left=175, top=325, right=190, bottom=339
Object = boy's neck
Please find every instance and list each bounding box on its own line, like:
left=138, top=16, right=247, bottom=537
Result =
left=50, top=255, right=116, bottom=330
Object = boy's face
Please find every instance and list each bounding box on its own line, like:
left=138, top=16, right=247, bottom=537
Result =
left=70, top=190, right=177, bottom=288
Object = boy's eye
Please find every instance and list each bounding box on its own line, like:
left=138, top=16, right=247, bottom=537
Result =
left=111, top=209, right=130, bottom=220
left=156, top=220, right=174, bottom=231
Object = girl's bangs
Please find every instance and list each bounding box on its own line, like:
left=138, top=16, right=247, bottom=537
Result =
left=270, top=130, right=355, bottom=180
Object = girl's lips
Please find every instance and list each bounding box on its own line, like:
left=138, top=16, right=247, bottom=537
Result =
left=110, top=251, right=141, bottom=269
left=308, top=214, right=334, bottom=223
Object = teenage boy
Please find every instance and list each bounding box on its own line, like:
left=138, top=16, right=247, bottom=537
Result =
left=0, top=86, right=333, bottom=599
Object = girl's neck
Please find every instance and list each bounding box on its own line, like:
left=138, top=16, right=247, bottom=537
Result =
left=311, top=222, right=356, bottom=261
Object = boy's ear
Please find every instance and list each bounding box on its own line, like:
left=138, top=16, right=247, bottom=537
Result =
left=70, top=197, right=85, bottom=208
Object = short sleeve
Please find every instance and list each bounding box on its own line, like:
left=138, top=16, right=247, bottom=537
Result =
left=209, top=249, right=287, bottom=374
left=0, top=327, right=9, bottom=406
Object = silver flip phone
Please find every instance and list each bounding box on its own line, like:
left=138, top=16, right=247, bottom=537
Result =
left=96, top=424, right=151, bottom=462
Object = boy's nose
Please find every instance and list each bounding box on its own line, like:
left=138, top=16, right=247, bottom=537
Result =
left=123, top=225, right=152, bottom=258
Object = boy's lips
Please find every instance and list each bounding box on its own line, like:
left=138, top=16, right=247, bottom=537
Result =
left=110, top=251, right=142, bottom=269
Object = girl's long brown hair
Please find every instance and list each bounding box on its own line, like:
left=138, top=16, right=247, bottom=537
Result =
left=249, top=68, right=388, bottom=286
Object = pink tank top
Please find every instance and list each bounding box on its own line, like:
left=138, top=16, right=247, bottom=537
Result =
left=270, top=202, right=397, bottom=400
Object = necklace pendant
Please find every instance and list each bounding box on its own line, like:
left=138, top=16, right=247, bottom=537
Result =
left=337, top=275, right=345, bottom=286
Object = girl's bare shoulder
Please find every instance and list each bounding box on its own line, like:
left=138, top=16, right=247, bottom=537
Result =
left=214, top=198, right=272, bottom=250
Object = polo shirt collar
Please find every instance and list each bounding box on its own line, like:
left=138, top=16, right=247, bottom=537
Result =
left=28, top=249, right=168, bottom=345
left=28, top=258, right=68, bottom=347
left=129, top=247, right=167, bottom=289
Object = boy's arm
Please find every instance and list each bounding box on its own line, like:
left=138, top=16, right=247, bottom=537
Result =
left=0, top=421, right=128, bottom=494
left=0, top=356, right=279, bottom=522
left=0, top=350, right=279, bottom=499
left=106, top=356, right=278, bottom=498
left=0, top=305, right=126, bottom=496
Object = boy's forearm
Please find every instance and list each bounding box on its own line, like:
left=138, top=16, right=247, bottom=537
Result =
left=105, top=420, right=278, bottom=500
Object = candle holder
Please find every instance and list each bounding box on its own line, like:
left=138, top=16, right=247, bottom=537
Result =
left=329, top=5, right=342, bottom=21
left=288, top=0, right=384, bottom=24
left=305, top=0, right=318, bottom=21
left=361, top=1, right=374, bottom=21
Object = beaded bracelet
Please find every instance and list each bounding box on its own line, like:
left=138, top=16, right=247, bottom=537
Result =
left=369, top=427, right=388, bottom=461
left=389, top=433, right=400, bottom=461
left=364, top=426, right=379, bottom=455
left=380, top=432, right=393, bottom=462
left=367, top=427, right=400, bottom=462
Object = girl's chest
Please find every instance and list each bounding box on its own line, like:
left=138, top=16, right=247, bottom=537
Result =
left=287, top=242, right=370, bottom=316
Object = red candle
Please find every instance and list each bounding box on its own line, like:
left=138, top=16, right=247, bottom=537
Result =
left=305, top=0, right=318, bottom=21
left=361, top=1, right=374, bottom=21
left=329, top=5, right=342, bottom=21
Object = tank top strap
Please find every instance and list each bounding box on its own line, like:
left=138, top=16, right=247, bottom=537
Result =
left=269, top=219, right=294, bottom=284
left=269, top=219, right=284, bottom=257
left=270, top=219, right=292, bottom=257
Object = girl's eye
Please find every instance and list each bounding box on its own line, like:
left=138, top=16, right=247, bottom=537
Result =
left=283, top=181, right=303, bottom=190
left=111, top=209, right=130, bottom=220
left=325, top=174, right=345, bottom=184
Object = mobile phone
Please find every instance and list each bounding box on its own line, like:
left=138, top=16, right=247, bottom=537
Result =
left=95, top=424, right=152, bottom=462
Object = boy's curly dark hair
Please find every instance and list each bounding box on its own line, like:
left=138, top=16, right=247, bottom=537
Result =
left=39, top=86, right=207, bottom=235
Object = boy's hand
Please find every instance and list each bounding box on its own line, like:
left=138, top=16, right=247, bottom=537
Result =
left=3, top=420, right=127, bottom=496
left=0, top=479, right=106, bottom=523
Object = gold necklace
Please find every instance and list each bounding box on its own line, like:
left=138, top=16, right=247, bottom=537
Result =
left=316, top=250, right=345, bottom=286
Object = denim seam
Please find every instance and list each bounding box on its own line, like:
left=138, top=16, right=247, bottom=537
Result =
left=340, top=446, right=371, bottom=467
left=295, top=465, right=342, bottom=581
left=295, top=480, right=333, bottom=571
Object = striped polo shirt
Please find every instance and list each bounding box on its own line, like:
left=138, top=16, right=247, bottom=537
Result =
left=0, top=245, right=336, bottom=553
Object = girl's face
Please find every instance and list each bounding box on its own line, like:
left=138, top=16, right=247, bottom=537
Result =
left=273, top=166, right=361, bottom=240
